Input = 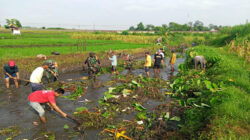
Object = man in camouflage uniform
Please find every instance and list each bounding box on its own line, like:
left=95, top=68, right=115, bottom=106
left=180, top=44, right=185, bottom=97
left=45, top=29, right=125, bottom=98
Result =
left=125, top=54, right=133, bottom=71
left=44, top=60, right=58, bottom=83
left=84, top=52, right=101, bottom=80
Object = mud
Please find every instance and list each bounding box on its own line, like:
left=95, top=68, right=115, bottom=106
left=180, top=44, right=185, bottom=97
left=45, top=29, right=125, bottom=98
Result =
left=0, top=56, right=185, bottom=139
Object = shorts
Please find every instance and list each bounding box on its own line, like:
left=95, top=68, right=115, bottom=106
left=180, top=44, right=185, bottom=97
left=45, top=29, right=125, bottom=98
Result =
left=112, top=66, right=117, bottom=71
left=154, top=64, right=161, bottom=69
left=5, top=73, right=17, bottom=79
left=28, top=101, right=45, bottom=117
left=145, top=67, right=150, bottom=72
left=31, top=83, right=43, bottom=92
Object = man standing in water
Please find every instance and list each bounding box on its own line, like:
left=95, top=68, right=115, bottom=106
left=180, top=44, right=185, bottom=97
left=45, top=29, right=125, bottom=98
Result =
left=30, top=63, right=49, bottom=92
left=85, top=52, right=101, bottom=80
left=3, top=61, right=19, bottom=88
left=144, top=52, right=151, bottom=77
left=169, top=50, right=176, bottom=72
left=28, top=88, right=67, bottom=124
left=108, top=51, right=119, bottom=75
left=153, top=50, right=164, bottom=75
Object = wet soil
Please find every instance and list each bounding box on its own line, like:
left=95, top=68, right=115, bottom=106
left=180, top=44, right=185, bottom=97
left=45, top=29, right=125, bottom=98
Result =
left=0, top=57, right=185, bottom=139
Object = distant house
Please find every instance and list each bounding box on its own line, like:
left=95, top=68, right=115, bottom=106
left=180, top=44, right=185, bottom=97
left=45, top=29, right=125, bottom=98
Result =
left=13, top=29, right=21, bottom=35
left=210, top=28, right=218, bottom=33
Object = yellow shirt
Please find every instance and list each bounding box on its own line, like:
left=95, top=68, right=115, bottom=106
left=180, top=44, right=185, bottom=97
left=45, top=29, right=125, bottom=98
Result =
left=170, top=53, right=176, bottom=64
left=145, top=55, right=152, bottom=67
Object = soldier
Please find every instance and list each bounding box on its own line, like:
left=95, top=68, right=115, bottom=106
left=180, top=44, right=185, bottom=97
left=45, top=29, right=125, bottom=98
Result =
left=125, top=54, right=134, bottom=72
left=85, top=52, right=101, bottom=80
left=44, top=60, right=58, bottom=83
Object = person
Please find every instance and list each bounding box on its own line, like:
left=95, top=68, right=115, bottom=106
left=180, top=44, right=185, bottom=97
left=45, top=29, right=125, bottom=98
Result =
left=194, top=56, right=207, bottom=71
left=156, top=37, right=162, bottom=45
left=30, top=62, right=49, bottom=92
left=3, top=61, right=19, bottom=88
left=153, top=50, right=164, bottom=74
left=44, top=60, right=58, bottom=83
left=144, top=52, right=151, bottom=77
left=169, top=50, right=176, bottom=72
left=108, top=51, right=119, bottom=75
left=28, top=88, right=67, bottom=124
left=160, top=48, right=165, bottom=58
left=124, top=54, right=133, bottom=72
left=84, top=52, right=101, bottom=80
left=192, top=42, right=196, bottom=47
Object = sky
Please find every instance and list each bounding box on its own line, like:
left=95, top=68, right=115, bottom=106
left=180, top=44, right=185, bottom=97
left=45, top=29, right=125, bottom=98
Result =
left=0, top=0, right=249, bottom=30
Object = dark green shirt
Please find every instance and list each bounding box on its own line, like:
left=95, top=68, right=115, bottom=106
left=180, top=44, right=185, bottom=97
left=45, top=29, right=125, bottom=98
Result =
left=3, top=65, right=18, bottom=75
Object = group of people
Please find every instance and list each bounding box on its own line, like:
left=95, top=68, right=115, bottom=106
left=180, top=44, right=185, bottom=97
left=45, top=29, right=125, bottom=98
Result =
left=3, top=48, right=207, bottom=125
left=144, top=49, right=176, bottom=77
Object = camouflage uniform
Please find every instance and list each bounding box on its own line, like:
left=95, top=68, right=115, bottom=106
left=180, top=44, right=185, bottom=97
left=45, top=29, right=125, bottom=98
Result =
left=125, top=54, right=133, bottom=70
left=44, top=60, right=58, bottom=83
left=85, top=53, right=100, bottom=80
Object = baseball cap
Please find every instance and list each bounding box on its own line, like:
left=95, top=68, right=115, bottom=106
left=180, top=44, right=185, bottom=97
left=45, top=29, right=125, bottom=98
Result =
left=9, top=60, right=15, bottom=67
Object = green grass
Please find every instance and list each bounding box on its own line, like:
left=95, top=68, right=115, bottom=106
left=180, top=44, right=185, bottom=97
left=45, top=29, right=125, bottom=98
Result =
left=0, top=42, right=149, bottom=59
left=180, top=46, right=250, bottom=139
left=0, top=31, right=150, bottom=59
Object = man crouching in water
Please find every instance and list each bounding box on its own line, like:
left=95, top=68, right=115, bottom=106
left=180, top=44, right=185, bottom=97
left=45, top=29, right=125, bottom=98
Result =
left=28, top=88, right=67, bottom=125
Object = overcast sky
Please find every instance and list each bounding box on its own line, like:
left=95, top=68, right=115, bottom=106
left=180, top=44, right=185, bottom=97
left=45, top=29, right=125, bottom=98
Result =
left=0, top=0, right=249, bottom=30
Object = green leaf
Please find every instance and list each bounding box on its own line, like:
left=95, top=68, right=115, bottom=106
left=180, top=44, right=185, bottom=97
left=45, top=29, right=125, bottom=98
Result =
left=201, top=103, right=210, bottom=107
left=133, top=103, right=146, bottom=112
left=137, top=112, right=147, bottom=119
left=170, top=116, right=180, bottom=121
left=75, top=107, right=88, bottom=112
left=193, top=92, right=202, bottom=96
left=64, top=124, right=69, bottom=129
left=102, top=111, right=110, bottom=118
left=164, top=112, right=170, bottom=119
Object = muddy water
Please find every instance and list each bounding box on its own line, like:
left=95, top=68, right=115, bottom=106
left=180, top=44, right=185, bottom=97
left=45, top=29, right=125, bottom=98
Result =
left=0, top=57, right=185, bottom=139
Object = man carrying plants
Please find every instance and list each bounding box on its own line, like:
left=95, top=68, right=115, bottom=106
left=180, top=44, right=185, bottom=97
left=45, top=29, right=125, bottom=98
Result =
left=3, top=60, right=19, bottom=88
left=85, top=52, right=101, bottom=80
left=108, top=51, right=119, bottom=75
left=44, top=59, right=58, bottom=83
left=28, top=88, right=67, bottom=124
left=194, top=55, right=207, bottom=72
left=30, top=62, right=49, bottom=92
left=144, top=52, right=151, bottom=77
left=153, top=50, right=164, bottom=75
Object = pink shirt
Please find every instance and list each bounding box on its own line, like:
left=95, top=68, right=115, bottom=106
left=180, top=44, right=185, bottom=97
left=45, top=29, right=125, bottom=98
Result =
left=28, top=90, right=56, bottom=104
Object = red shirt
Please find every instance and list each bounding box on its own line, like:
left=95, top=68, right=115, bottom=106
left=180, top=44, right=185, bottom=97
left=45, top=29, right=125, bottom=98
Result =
left=28, top=90, right=56, bottom=104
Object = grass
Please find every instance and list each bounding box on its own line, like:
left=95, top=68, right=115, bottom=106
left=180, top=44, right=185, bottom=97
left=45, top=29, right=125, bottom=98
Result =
left=178, top=46, right=250, bottom=139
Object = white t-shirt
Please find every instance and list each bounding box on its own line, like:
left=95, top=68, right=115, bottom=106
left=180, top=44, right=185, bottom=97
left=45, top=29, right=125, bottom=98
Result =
left=30, top=67, right=44, bottom=83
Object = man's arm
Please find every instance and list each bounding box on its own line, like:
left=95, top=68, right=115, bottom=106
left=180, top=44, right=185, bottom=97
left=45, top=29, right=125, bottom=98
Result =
left=50, top=103, right=67, bottom=118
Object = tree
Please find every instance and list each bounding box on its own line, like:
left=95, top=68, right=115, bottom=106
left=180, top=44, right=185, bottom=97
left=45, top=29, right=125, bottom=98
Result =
left=136, top=22, right=145, bottom=31
left=193, top=20, right=204, bottom=31
left=145, top=24, right=155, bottom=31
left=129, top=26, right=135, bottom=31
left=5, top=19, right=22, bottom=28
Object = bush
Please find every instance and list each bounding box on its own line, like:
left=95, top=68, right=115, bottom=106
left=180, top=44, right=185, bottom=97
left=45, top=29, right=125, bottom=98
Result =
left=121, top=30, right=129, bottom=35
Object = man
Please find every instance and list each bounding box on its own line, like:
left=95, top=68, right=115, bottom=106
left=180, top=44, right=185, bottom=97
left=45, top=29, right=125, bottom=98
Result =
left=153, top=50, right=164, bottom=74
left=85, top=52, right=101, bottom=80
left=44, top=60, right=58, bottom=83
left=30, top=63, right=49, bottom=92
left=124, top=54, right=133, bottom=72
left=3, top=61, right=19, bottom=88
left=160, top=49, right=165, bottom=58
left=194, top=56, right=207, bottom=71
left=169, top=50, right=176, bottom=72
left=144, top=52, right=151, bottom=77
left=108, top=51, right=119, bottom=75
left=28, top=88, right=67, bottom=124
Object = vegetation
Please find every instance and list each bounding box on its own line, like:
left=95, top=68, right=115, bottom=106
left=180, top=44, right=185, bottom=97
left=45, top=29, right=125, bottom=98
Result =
left=170, top=46, right=249, bottom=139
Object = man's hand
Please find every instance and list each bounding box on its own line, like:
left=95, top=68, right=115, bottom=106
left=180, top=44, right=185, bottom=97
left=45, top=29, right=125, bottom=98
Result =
left=61, top=113, right=67, bottom=118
